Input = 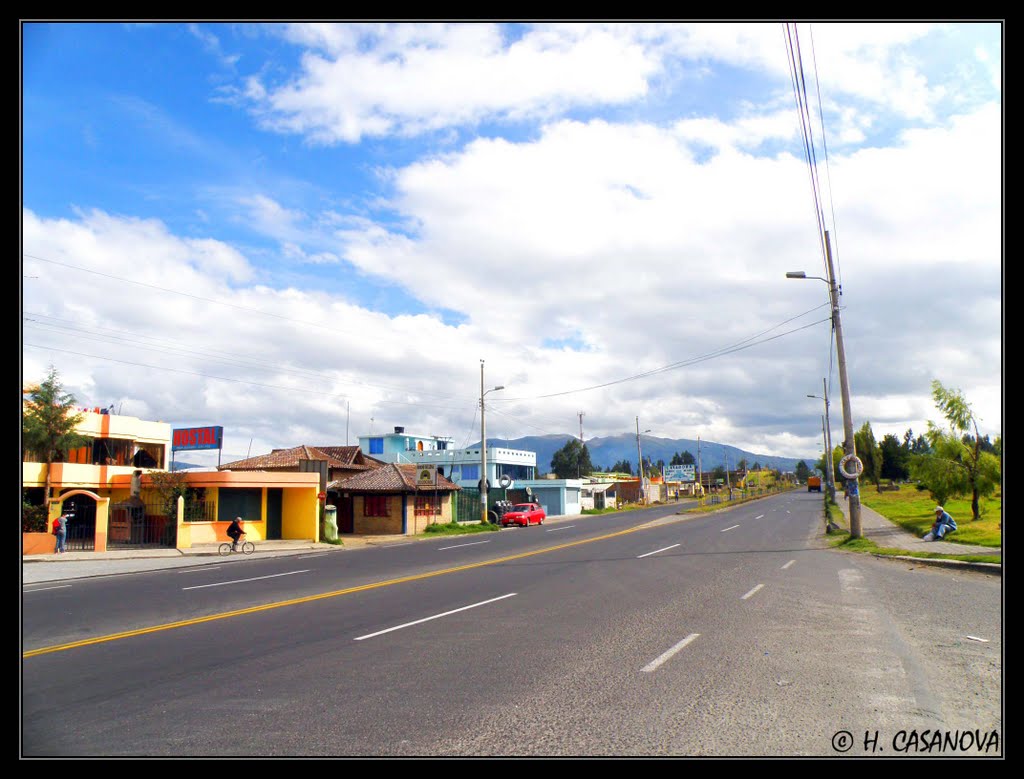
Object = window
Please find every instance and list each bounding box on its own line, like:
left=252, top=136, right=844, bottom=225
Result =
left=368, top=437, right=384, bottom=455
left=364, top=495, right=388, bottom=517
left=414, top=494, right=441, bottom=516
left=461, top=464, right=479, bottom=481
left=218, top=488, right=262, bottom=522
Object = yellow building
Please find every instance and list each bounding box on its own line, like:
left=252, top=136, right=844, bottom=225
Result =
left=22, top=409, right=320, bottom=554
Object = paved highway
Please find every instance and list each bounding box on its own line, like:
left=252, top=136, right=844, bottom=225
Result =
left=22, top=492, right=1001, bottom=757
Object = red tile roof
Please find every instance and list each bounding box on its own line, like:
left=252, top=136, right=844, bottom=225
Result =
left=328, top=463, right=460, bottom=493
left=220, top=445, right=381, bottom=472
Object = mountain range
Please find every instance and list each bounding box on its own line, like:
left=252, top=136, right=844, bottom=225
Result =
left=480, top=434, right=811, bottom=476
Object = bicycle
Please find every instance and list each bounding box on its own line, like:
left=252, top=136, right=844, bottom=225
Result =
left=219, top=535, right=255, bottom=556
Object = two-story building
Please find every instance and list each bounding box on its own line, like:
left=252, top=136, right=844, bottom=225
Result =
left=358, top=427, right=536, bottom=490
left=22, top=407, right=320, bottom=554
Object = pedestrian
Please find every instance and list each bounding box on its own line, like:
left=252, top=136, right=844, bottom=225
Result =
left=53, top=513, right=69, bottom=554
left=926, top=505, right=957, bottom=541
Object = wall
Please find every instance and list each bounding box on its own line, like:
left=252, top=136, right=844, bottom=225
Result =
left=23, top=532, right=56, bottom=555
left=406, top=494, right=453, bottom=533
left=353, top=494, right=403, bottom=535
left=282, top=486, right=319, bottom=541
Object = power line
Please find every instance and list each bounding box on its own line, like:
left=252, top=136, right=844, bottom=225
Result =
left=23, top=312, right=471, bottom=402
left=496, top=305, right=832, bottom=401
left=22, top=343, right=477, bottom=413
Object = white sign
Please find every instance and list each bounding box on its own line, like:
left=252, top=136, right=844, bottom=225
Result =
left=664, top=465, right=696, bottom=483
left=416, top=464, right=438, bottom=486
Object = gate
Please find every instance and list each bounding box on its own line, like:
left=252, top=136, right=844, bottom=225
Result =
left=61, top=495, right=96, bottom=552
left=453, top=488, right=520, bottom=523
left=107, top=498, right=179, bottom=549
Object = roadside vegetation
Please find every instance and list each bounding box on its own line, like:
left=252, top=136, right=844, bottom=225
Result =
left=828, top=529, right=1001, bottom=564
left=423, top=520, right=499, bottom=536
left=858, top=485, right=1001, bottom=547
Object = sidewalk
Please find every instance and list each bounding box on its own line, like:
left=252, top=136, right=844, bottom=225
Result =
left=834, top=497, right=1001, bottom=574
left=22, top=534, right=427, bottom=585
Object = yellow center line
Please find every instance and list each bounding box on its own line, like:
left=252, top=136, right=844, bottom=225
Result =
left=24, top=523, right=653, bottom=658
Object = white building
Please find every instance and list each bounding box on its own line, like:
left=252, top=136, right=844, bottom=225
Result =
left=358, top=427, right=536, bottom=490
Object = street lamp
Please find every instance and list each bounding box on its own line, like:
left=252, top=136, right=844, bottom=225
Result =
left=480, top=360, right=504, bottom=523
left=786, top=229, right=863, bottom=537
left=636, top=418, right=651, bottom=503
left=807, top=378, right=836, bottom=501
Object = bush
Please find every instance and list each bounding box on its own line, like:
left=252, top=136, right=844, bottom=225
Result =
left=22, top=501, right=47, bottom=533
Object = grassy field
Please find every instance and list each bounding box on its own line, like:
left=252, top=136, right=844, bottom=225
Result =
left=856, top=483, right=1001, bottom=548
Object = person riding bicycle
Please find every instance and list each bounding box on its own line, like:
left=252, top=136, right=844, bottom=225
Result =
left=227, top=516, right=245, bottom=551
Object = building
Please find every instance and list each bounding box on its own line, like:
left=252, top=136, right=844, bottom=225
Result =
left=358, top=427, right=536, bottom=490
left=327, top=463, right=460, bottom=535
left=22, top=406, right=320, bottom=554
left=220, top=445, right=384, bottom=485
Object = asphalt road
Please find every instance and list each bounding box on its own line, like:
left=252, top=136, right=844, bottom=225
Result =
left=21, top=492, right=1002, bottom=758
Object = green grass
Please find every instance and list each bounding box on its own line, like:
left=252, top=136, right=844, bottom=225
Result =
left=856, top=483, right=1001, bottom=547
left=423, top=521, right=499, bottom=536
left=828, top=529, right=1000, bottom=564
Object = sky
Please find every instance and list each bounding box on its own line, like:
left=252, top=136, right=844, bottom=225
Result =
left=21, top=21, right=1003, bottom=468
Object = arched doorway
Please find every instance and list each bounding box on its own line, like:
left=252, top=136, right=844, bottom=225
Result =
left=59, top=492, right=97, bottom=551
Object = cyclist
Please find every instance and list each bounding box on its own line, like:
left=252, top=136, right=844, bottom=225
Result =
left=226, top=516, right=245, bottom=551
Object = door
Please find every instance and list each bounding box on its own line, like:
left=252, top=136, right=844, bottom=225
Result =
left=338, top=496, right=354, bottom=533
left=266, top=488, right=283, bottom=540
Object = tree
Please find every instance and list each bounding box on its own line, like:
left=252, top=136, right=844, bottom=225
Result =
left=879, top=434, right=909, bottom=481
left=550, top=439, right=594, bottom=479
left=795, top=460, right=811, bottom=482
left=854, top=421, right=883, bottom=492
left=912, top=380, right=1001, bottom=521
left=670, top=450, right=696, bottom=466
left=610, top=459, right=633, bottom=475
left=22, top=366, right=89, bottom=507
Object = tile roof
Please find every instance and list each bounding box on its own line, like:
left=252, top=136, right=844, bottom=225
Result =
left=220, top=444, right=380, bottom=472
left=328, top=463, right=460, bottom=493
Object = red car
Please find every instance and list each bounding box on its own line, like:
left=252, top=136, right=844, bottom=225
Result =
left=501, top=502, right=546, bottom=527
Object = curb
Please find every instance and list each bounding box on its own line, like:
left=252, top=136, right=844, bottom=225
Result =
left=871, top=554, right=1002, bottom=576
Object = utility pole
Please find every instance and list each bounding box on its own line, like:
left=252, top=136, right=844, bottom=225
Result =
left=481, top=362, right=488, bottom=524
left=824, top=230, right=862, bottom=537
left=786, top=230, right=862, bottom=536
left=480, top=360, right=504, bottom=524
left=821, top=378, right=835, bottom=500
left=578, top=411, right=585, bottom=479
left=697, top=436, right=703, bottom=498
left=635, top=418, right=650, bottom=503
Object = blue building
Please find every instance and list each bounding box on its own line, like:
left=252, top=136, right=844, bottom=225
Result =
left=358, top=426, right=537, bottom=490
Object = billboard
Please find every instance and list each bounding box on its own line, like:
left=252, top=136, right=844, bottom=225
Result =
left=416, top=464, right=438, bottom=486
left=172, top=426, right=223, bottom=452
left=663, top=464, right=696, bottom=483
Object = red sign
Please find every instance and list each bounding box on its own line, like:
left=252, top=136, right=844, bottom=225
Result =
left=172, top=426, right=223, bottom=451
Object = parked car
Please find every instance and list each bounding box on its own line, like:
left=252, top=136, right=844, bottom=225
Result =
left=501, top=502, right=546, bottom=527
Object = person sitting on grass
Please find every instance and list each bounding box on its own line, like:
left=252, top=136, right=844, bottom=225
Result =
left=930, top=506, right=957, bottom=541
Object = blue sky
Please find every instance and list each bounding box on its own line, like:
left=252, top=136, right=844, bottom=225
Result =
left=22, top=21, right=1002, bottom=466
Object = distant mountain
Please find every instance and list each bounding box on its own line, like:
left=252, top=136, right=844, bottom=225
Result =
left=479, top=434, right=810, bottom=475
left=170, top=460, right=205, bottom=472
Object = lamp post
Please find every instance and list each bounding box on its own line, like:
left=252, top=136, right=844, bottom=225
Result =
left=807, top=377, right=836, bottom=501
left=480, top=360, right=504, bottom=523
left=636, top=418, right=651, bottom=503
left=786, top=229, right=862, bottom=537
